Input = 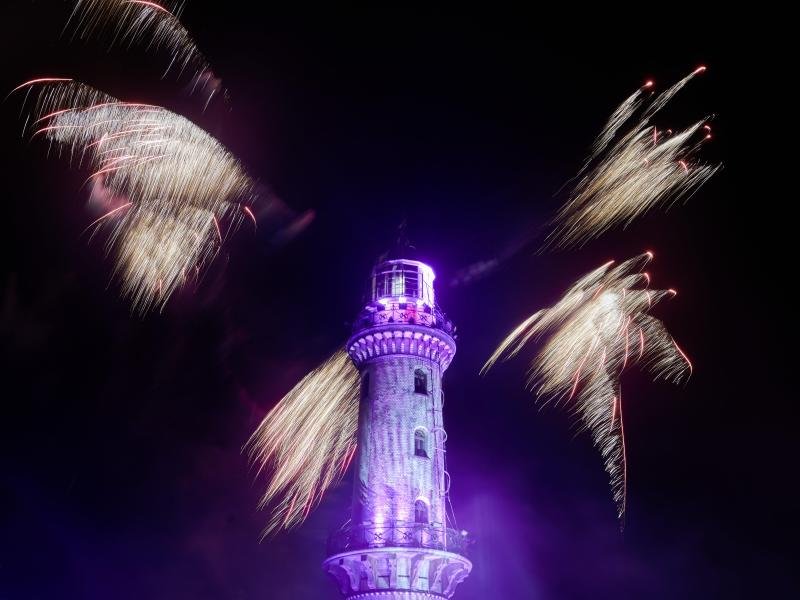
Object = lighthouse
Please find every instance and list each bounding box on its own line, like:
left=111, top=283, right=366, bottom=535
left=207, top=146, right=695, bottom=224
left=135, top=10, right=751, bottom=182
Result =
left=323, top=255, right=472, bottom=599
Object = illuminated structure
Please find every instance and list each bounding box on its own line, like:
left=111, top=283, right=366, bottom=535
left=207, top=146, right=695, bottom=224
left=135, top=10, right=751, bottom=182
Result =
left=323, top=256, right=472, bottom=599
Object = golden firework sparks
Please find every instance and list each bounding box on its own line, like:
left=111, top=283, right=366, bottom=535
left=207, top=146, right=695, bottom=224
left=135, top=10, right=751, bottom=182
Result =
left=546, top=67, right=721, bottom=250
left=64, top=1, right=214, bottom=87
left=244, top=349, right=360, bottom=538
left=14, top=79, right=255, bottom=312
left=482, top=253, right=691, bottom=525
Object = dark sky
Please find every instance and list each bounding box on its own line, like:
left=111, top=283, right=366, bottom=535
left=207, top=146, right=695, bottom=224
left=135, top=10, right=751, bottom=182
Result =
left=0, top=5, right=789, bottom=600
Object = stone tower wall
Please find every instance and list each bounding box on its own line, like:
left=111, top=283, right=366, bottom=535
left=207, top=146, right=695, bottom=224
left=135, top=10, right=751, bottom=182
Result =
left=353, top=354, right=446, bottom=529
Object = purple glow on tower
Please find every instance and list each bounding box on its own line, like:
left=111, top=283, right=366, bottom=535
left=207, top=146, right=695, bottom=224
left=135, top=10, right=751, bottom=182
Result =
left=322, top=257, right=471, bottom=599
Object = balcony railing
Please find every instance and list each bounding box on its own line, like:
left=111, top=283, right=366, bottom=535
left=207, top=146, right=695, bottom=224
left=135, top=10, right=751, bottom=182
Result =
left=327, top=521, right=471, bottom=557
left=353, top=302, right=456, bottom=338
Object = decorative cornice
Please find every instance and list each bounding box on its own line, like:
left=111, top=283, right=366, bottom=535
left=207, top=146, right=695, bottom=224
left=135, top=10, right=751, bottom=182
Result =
left=347, top=325, right=456, bottom=370
left=323, top=547, right=471, bottom=599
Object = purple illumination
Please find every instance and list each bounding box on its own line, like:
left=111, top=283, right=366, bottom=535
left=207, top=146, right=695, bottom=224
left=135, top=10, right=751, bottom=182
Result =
left=1, top=16, right=769, bottom=599
left=371, top=259, right=437, bottom=309
left=322, top=255, right=470, bottom=597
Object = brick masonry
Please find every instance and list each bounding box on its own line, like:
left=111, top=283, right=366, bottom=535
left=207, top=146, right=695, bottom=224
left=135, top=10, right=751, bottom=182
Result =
left=353, top=352, right=446, bottom=528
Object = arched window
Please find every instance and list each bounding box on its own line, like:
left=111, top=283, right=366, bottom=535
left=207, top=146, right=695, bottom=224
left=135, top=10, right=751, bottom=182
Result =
left=361, top=373, right=370, bottom=398
left=414, top=368, right=427, bottom=395
left=414, top=429, right=428, bottom=458
left=414, top=499, right=429, bottom=524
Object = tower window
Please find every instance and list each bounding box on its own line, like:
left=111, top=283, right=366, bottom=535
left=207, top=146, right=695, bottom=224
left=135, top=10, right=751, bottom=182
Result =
left=414, top=369, right=428, bottom=394
left=361, top=373, right=370, bottom=398
left=374, top=263, right=421, bottom=300
left=391, top=265, right=404, bottom=296
left=414, top=499, right=429, bottom=524
left=414, top=429, right=428, bottom=458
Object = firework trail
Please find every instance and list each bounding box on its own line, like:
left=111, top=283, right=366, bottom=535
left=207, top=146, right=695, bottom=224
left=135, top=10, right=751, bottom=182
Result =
left=64, top=0, right=222, bottom=99
left=244, top=349, right=360, bottom=538
left=546, top=67, right=721, bottom=250
left=12, top=78, right=255, bottom=312
left=481, top=253, right=691, bottom=524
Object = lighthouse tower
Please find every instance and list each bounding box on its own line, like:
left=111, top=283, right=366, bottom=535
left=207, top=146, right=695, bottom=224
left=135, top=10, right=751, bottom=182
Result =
left=323, top=255, right=472, bottom=599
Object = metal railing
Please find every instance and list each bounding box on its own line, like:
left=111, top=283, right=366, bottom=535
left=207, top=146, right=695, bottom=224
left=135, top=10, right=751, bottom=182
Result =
left=353, top=303, right=456, bottom=338
left=327, top=521, right=471, bottom=556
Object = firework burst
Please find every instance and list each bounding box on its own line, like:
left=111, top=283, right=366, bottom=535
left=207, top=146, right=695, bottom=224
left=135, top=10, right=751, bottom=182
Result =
left=244, top=349, right=360, bottom=538
left=482, top=253, right=691, bottom=524
left=65, top=0, right=220, bottom=97
left=546, top=67, right=721, bottom=250
left=13, top=78, right=255, bottom=312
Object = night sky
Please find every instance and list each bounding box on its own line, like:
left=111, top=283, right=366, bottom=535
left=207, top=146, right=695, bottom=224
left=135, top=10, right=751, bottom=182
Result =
left=1, top=5, right=790, bottom=599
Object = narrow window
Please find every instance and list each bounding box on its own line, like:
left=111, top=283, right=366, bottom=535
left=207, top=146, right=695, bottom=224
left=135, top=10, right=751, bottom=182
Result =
left=404, top=267, right=419, bottom=298
left=414, top=499, right=429, bottom=524
left=414, top=429, right=428, bottom=458
left=391, top=264, right=404, bottom=296
left=414, top=368, right=427, bottom=394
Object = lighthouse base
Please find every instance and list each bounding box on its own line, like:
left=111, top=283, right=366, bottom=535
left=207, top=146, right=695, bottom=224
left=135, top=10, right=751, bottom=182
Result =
left=323, top=548, right=471, bottom=599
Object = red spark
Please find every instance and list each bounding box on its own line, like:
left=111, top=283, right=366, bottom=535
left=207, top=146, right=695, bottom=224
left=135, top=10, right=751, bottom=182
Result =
left=301, top=487, right=317, bottom=521
left=212, top=216, right=223, bottom=242
left=32, top=124, right=82, bottom=137
left=7, top=77, right=72, bottom=96
left=282, top=496, right=297, bottom=528
left=592, top=284, right=605, bottom=300
left=87, top=160, right=133, bottom=180
left=569, top=338, right=597, bottom=401
left=673, top=340, right=693, bottom=375
left=568, top=364, right=584, bottom=401
left=124, top=0, right=171, bottom=13
left=339, top=444, right=358, bottom=475
left=33, top=108, right=74, bottom=124
left=242, top=205, right=257, bottom=228
left=82, top=201, right=132, bottom=235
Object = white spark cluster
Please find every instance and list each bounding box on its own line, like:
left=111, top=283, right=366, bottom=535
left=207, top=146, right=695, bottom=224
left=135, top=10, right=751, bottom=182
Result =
left=18, top=79, right=255, bottom=312
left=65, top=0, right=213, bottom=87
left=244, top=349, right=360, bottom=538
left=482, top=253, right=691, bottom=524
left=547, top=68, right=721, bottom=250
